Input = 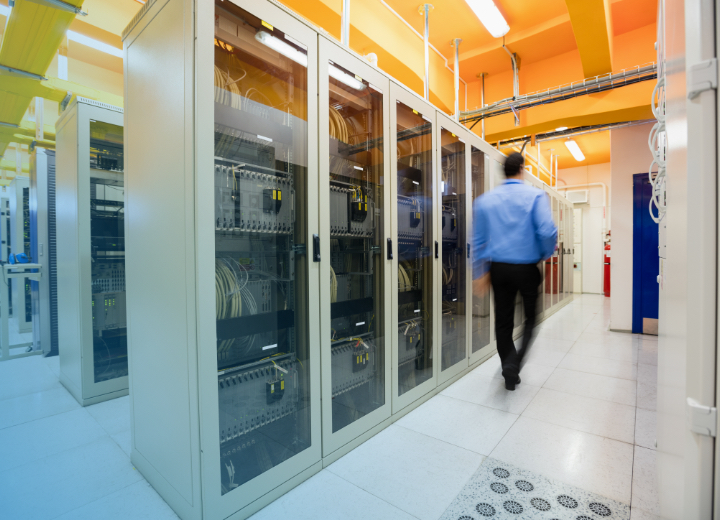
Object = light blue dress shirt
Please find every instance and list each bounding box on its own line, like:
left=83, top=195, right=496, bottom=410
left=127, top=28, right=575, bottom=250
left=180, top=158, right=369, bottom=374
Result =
left=472, top=179, right=558, bottom=278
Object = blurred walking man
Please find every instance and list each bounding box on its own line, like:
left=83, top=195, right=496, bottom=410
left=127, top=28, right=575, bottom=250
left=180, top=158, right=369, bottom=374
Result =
left=472, top=153, right=557, bottom=390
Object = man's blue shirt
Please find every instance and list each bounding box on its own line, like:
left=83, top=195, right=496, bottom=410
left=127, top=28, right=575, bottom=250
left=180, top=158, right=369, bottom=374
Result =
left=472, top=179, right=558, bottom=278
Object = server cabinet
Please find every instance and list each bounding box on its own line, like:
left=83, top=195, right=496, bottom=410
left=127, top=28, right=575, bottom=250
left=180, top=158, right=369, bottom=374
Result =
left=56, top=98, right=127, bottom=406
left=30, top=149, right=59, bottom=356
left=123, top=0, right=320, bottom=518
left=9, top=175, right=32, bottom=333
left=436, top=112, right=469, bottom=384
left=468, top=143, right=494, bottom=366
left=318, top=37, right=392, bottom=456
left=390, top=84, right=438, bottom=413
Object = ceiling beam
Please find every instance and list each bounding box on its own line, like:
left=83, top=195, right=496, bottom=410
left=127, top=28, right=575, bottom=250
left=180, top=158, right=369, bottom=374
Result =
left=564, top=0, right=614, bottom=77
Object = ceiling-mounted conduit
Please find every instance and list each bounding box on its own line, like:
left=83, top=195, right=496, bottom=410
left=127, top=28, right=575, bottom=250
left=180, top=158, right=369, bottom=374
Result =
left=378, top=0, right=467, bottom=110
left=495, top=119, right=656, bottom=148
left=461, top=63, right=657, bottom=127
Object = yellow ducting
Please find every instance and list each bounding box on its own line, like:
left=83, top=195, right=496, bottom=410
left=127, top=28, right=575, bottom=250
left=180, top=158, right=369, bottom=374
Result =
left=0, top=0, right=85, bottom=155
left=564, top=0, right=614, bottom=77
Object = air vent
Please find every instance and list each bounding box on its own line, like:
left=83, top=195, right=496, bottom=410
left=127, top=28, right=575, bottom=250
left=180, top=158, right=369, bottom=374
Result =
left=566, top=190, right=588, bottom=204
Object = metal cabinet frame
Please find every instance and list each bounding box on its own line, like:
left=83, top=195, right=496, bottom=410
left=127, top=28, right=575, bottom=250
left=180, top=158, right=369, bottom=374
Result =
left=56, top=98, right=127, bottom=406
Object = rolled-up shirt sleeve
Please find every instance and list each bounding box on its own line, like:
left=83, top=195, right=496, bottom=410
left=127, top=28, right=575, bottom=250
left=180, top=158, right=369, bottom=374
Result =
left=472, top=196, right=490, bottom=279
left=533, top=193, right=558, bottom=260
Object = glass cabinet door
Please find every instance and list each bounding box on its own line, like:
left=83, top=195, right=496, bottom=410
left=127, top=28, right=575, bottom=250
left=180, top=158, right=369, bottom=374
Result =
left=439, top=129, right=466, bottom=371
left=213, top=1, right=311, bottom=494
left=543, top=192, right=553, bottom=312
left=89, top=121, right=126, bottom=384
left=470, top=146, right=490, bottom=353
left=551, top=196, right=559, bottom=307
left=324, top=59, right=386, bottom=434
left=395, top=101, right=433, bottom=397
left=558, top=203, right=565, bottom=302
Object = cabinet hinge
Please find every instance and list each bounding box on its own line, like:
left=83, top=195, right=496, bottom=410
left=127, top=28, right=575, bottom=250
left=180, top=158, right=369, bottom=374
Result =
left=687, top=58, right=718, bottom=100
left=687, top=398, right=717, bottom=437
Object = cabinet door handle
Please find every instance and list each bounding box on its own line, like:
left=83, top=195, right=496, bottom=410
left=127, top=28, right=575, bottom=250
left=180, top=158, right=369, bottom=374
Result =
left=387, top=238, right=393, bottom=260
left=313, top=234, right=321, bottom=262
left=435, top=241, right=439, bottom=259
left=467, top=243, right=471, bottom=259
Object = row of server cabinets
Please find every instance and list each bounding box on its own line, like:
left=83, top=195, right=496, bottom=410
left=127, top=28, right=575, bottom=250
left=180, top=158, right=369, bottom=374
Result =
left=122, top=1, right=573, bottom=519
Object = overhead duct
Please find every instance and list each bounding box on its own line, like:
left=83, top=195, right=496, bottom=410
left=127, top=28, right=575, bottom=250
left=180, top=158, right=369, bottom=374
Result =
left=461, top=63, right=657, bottom=128
left=452, top=38, right=461, bottom=121
left=495, top=119, right=655, bottom=148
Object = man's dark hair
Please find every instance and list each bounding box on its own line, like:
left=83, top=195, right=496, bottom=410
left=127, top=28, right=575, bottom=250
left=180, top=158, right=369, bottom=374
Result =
left=504, top=152, right=525, bottom=177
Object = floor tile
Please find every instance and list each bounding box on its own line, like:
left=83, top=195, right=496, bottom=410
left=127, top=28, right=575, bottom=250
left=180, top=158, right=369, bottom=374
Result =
left=637, top=364, right=658, bottom=386
left=43, top=355, right=61, bottom=377
left=398, top=394, right=517, bottom=455
left=0, top=355, right=60, bottom=400
left=535, top=327, right=584, bottom=343
left=544, top=368, right=637, bottom=407
left=521, top=346, right=567, bottom=368
left=473, top=354, right=555, bottom=387
left=250, top=470, right=417, bottom=520
left=440, top=457, right=630, bottom=520
left=635, top=409, right=656, bottom=450
left=55, top=480, right=179, bottom=520
left=559, top=353, right=637, bottom=381
left=86, top=395, right=131, bottom=435
left=327, top=425, right=484, bottom=520
left=632, top=446, right=660, bottom=514
left=637, top=340, right=658, bottom=366
left=111, top=429, right=132, bottom=457
left=523, top=388, right=636, bottom=443
left=0, top=408, right=107, bottom=472
left=637, top=381, right=657, bottom=411
left=630, top=507, right=661, bottom=519
left=577, top=331, right=635, bottom=348
left=490, top=416, right=634, bottom=504
left=0, top=387, right=80, bottom=430
left=0, top=437, right=143, bottom=519
left=441, top=372, right=541, bottom=415
left=568, top=341, right=638, bottom=364
left=528, top=336, right=576, bottom=354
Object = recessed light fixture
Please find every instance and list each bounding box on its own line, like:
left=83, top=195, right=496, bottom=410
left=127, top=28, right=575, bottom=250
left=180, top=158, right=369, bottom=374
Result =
left=67, top=31, right=123, bottom=58
left=329, top=65, right=366, bottom=91
left=464, top=0, right=510, bottom=38
left=564, top=140, right=585, bottom=161
left=255, top=31, right=308, bottom=68
left=555, top=126, right=568, bottom=131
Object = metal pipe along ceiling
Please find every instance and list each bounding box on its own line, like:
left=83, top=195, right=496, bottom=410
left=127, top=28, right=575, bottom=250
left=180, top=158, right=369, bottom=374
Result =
left=462, top=63, right=658, bottom=125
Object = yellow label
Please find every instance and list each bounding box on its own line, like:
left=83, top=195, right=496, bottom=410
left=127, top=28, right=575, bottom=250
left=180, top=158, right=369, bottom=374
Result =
left=358, top=203, right=362, bottom=210
left=451, top=133, right=456, bottom=137
left=364, top=204, right=367, bottom=211
left=416, top=212, right=420, bottom=218
left=261, top=20, right=274, bottom=30
left=278, top=191, right=281, bottom=201
left=412, top=109, right=418, bottom=115
left=355, top=74, right=362, bottom=82
left=270, top=384, right=274, bottom=393
left=364, top=195, right=367, bottom=202
left=356, top=356, right=360, bottom=364
left=409, top=336, right=413, bottom=342
left=365, top=353, right=369, bottom=361
left=273, top=190, right=277, bottom=200
left=280, top=380, right=284, bottom=390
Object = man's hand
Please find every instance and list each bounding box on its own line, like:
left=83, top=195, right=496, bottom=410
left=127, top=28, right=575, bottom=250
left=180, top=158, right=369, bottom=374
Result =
left=473, top=273, right=491, bottom=296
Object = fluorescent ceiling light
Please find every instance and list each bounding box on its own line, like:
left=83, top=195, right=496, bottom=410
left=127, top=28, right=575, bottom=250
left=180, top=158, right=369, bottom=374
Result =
left=555, top=126, right=568, bottom=131
left=255, top=31, right=307, bottom=68
left=0, top=5, right=10, bottom=16
left=564, top=140, right=585, bottom=161
left=329, top=64, right=366, bottom=91
left=67, top=31, right=122, bottom=58
left=464, top=0, right=509, bottom=38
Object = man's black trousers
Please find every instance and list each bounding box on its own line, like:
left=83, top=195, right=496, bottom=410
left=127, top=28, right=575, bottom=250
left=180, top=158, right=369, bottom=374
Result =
left=489, top=262, right=542, bottom=383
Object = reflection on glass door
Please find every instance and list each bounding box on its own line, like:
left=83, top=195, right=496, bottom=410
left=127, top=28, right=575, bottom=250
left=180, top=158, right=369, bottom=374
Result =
left=326, top=60, right=385, bottom=433
left=470, top=147, right=490, bottom=353
left=551, top=197, right=559, bottom=306
left=214, top=1, right=311, bottom=494
left=89, top=121, right=126, bottom=384
left=558, top=204, right=565, bottom=301
left=440, top=129, right=465, bottom=370
left=543, top=193, right=553, bottom=311
left=396, top=102, right=433, bottom=396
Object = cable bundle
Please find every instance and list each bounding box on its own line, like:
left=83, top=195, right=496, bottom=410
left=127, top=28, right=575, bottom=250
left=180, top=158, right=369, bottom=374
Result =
left=329, top=106, right=350, bottom=143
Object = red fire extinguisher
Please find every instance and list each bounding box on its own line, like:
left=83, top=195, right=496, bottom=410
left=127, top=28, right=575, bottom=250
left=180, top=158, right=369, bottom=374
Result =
left=603, top=239, right=611, bottom=297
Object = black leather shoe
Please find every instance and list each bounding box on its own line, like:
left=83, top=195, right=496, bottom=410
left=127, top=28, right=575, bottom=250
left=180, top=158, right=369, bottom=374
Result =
left=505, top=376, right=521, bottom=391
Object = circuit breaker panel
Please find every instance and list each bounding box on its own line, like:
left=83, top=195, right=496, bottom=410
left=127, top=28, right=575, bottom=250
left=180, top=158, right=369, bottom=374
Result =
left=395, top=101, right=434, bottom=397
left=439, top=128, right=466, bottom=372
left=214, top=1, right=312, bottom=496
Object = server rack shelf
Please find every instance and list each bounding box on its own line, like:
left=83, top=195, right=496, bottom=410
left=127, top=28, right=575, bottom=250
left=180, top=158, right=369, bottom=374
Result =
left=56, top=98, right=127, bottom=405
left=123, top=1, right=574, bottom=518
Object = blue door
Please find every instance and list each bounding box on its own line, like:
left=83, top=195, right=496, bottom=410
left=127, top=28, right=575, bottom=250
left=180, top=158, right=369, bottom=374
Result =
left=632, top=174, right=659, bottom=333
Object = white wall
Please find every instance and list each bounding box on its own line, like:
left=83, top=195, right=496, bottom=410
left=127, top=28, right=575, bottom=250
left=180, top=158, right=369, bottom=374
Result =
left=609, top=123, right=655, bottom=331
left=558, top=163, right=611, bottom=295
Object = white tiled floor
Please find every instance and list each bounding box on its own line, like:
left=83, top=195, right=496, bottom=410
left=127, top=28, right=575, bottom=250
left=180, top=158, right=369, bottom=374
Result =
left=0, top=295, right=660, bottom=519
